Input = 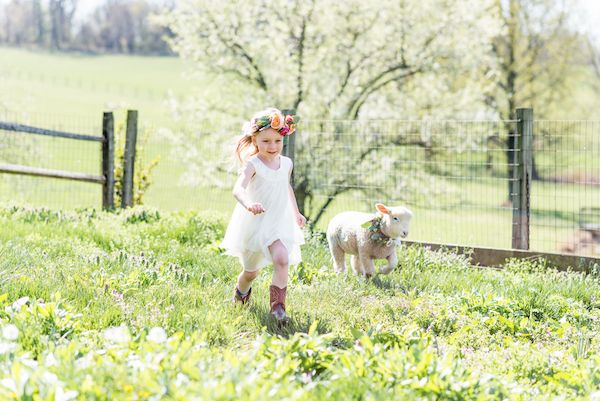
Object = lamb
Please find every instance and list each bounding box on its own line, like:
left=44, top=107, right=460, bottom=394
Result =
left=326, top=203, right=412, bottom=277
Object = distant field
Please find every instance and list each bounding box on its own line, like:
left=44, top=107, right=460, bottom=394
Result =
left=0, top=46, right=194, bottom=126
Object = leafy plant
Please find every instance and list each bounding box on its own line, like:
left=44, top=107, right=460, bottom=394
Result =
left=113, top=112, right=160, bottom=207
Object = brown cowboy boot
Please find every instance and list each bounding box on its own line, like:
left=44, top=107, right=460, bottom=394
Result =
left=269, top=285, right=287, bottom=321
left=233, top=287, right=252, bottom=305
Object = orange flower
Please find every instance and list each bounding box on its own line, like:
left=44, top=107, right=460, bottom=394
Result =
left=270, top=111, right=284, bottom=130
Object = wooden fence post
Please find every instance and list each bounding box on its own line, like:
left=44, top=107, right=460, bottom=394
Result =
left=102, top=112, right=115, bottom=209
left=121, top=110, right=138, bottom=208
left=512, top=108, right=533, bottom=250
left=282, top=109, right=296, bottom=185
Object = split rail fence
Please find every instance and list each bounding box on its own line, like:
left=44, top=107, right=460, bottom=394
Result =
left=0, top=110, right=139, bottom=209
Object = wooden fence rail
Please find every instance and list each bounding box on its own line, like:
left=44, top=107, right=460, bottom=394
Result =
left=0, top=110, right=140, bottom=210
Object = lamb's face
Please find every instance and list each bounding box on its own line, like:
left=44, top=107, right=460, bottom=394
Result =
left=379, top=205, right=412, bottom=239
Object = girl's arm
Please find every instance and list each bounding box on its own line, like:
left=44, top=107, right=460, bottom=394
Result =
left=233, top=162, right=264, bottom=214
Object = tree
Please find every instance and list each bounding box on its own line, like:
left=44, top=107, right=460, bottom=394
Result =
left=0, top=0, right=173, bottom=54
left=75, top=0, right=174, bottom=55
left=32, top=0, right=45, bottom=47
left=0, top=0, right=41, bottom=45
left=161, top=0, right=501, bottom=224
left=486, top=0, right=580, bottom=200
left=49, top=0, right=77, bottom=50
left=588, top=38, right=600, bottom=81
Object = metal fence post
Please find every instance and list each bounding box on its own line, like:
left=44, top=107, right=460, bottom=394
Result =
left=102, top=112, right=115, bottom=209
left=512, top=108, right=533, bottom=250
left=282, top=109, right=296, bottom=185
left=121, top=110, right=138, bottom=208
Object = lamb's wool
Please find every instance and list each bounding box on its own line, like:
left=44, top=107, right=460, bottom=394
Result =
left=326, top=204, right=412, bottom=277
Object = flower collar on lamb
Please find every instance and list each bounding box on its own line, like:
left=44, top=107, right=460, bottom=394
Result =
left=243, top=108, right=299, bottom=137
left=361, top=215, right=394, bottom=247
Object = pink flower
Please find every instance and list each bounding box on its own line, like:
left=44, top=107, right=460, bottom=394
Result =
left=279, top=126, right=290, bottom=136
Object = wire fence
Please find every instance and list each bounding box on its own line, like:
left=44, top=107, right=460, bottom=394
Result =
left=0, top=110, right=103, bottom=208
left=296, top=119, right=519, bottom=250
left=0, top=111, right=599, bottom=257
left=531, top=120, right=600, bottom=256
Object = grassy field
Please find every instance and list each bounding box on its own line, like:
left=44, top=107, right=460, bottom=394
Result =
left=0, top=206, right=598, bottom=399
left=0, top=46, right=193, bottom=125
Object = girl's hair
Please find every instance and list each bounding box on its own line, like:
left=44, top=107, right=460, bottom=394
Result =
left=235, top=133, right=258, bottom=164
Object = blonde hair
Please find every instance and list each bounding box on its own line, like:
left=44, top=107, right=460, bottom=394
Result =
left=235, top=133, right=258, bottom=164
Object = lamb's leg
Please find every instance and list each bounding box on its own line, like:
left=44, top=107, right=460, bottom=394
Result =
left=350, top=255, right=363, bottom=275
left=380, top=251, right=398, bottom=274
left=360, top=254, right=376, bottom=278
left=329, top=243, right=347, bottom=273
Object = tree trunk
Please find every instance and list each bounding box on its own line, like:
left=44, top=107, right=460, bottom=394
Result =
left=531, top=156, right=541, bottom=180
left=33, top=0, right=45, bottom=46
left=50, top=0, right=61, bottom=49
left=293, top=177, right=309, bottom=217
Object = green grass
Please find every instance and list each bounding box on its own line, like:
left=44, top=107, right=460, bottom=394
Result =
left=0, top=46, right=194, bottom=125
left=0, top=206, right=599, bottom=399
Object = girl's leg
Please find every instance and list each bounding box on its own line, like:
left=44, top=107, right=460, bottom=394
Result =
left=268, top=240, right=289, bottom=321
left=234, top=252, right=261, bottom=304
left=237, top=270, right=257, bottom=293
left=268, top=240, right=289, bottom=288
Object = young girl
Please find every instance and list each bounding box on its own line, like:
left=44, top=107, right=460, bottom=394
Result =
left=221, top=107, right=306, bottom=321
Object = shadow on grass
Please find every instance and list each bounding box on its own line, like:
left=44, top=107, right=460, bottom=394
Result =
left=530, top=208, right=578, bottom=224
left=250, top=304, right=332, bottom=337
left=369, top=274, right=395, bottom=290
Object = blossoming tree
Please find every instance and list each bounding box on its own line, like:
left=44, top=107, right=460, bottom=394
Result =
left=160, top=0, right=502, bottom=223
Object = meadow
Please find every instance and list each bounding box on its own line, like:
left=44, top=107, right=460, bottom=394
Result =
left=0, top=205, right=598, bottom=399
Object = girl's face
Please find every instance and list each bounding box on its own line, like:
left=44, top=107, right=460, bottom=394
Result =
left=253, top=128, right=283, bottom=160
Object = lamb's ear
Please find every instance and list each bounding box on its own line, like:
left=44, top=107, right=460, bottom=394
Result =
left=375, top=203, right=390, bottom=214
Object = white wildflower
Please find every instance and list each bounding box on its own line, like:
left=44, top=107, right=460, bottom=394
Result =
left=103, top=326, right=131, bottom=344
left=147, top=327, right=168, bottom=343
left=2, top=324, right=19, bottom=341
left=55, top=387, right=78, bottom=401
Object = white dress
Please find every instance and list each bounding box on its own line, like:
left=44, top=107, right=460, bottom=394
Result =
left=221, top=155, right=305, bottom=271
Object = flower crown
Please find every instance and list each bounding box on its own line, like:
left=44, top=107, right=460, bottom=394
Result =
left=243, top=109, right=299, bottom=137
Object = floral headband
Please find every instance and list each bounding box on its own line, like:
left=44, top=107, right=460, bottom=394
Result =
left=243, top=109, right=299, bottom=137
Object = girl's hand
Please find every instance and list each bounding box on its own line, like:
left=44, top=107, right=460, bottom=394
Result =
left=247, top=203, right=265, bottom=215
left=296, top=213, right=307, bottom=228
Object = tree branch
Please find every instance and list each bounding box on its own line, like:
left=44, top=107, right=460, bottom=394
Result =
left=205, top=12, right=268, bottom=91
left=587, top=38, right=600, bottom=79
left=345, top=18, right=451, bottom=119
left=323, top=9, right=385, bottom=111
left=349, top=67, right=423, bottom=119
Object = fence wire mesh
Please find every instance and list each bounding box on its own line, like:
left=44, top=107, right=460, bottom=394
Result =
left=140, top=117, right=239, bottom=214
left=0, top=110, right=102, bottom=208
left=297, top=119, right=519, bottom=250
left=531, top=120, right=600, bottom=256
